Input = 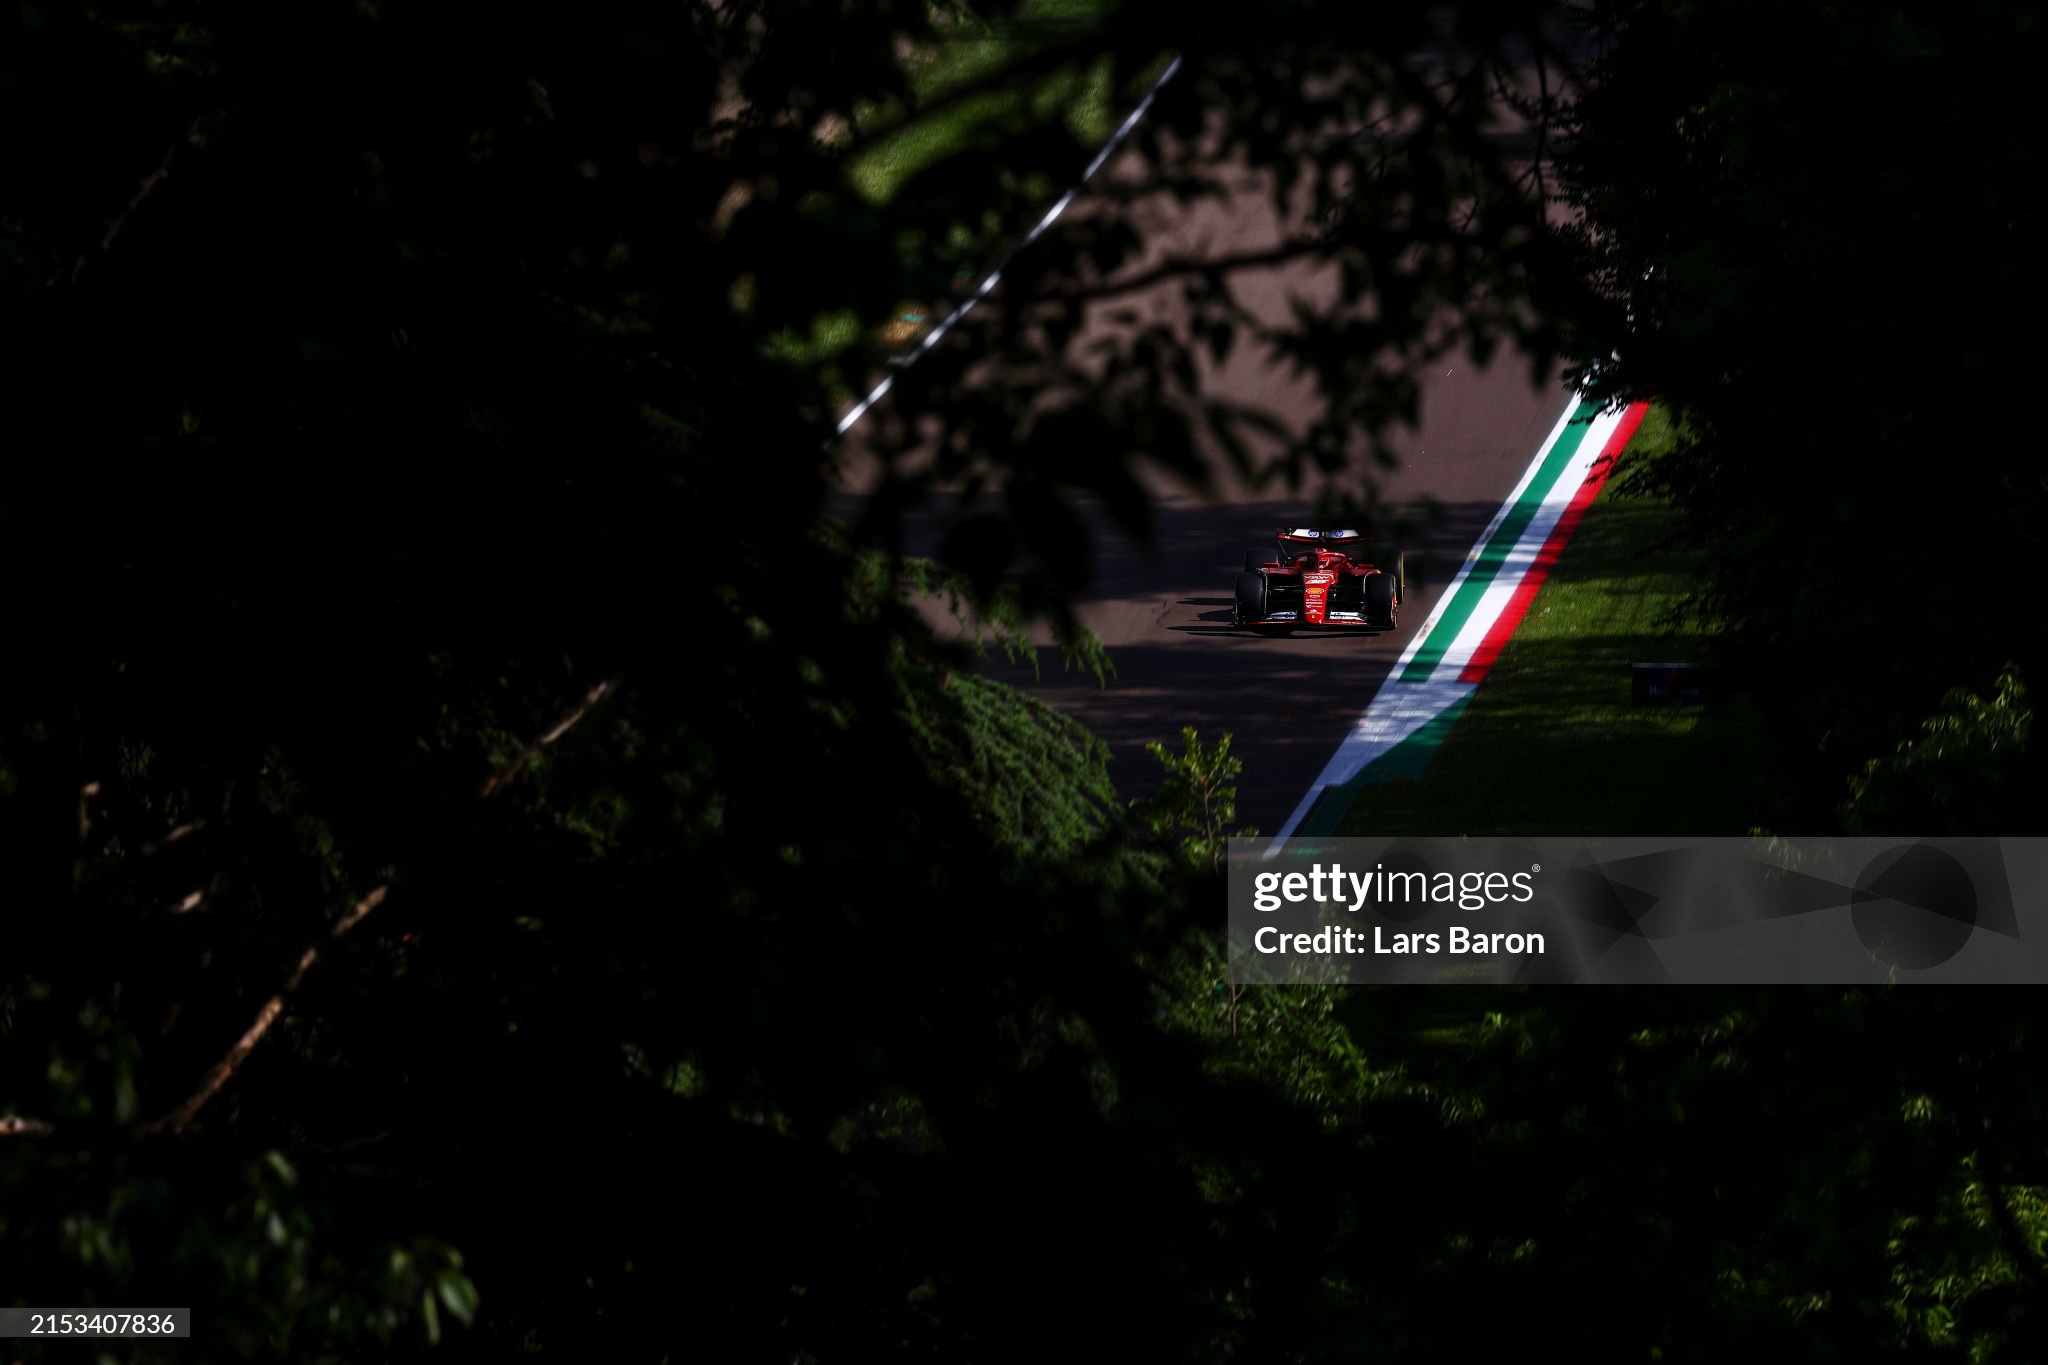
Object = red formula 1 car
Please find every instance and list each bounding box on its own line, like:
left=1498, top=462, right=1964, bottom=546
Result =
left=1233, top=528, right=1404, bottom=632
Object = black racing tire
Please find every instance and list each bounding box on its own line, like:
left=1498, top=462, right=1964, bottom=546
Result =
left=1234, top=571, right=1269, bottom=626
left=1244, top=545, right=1276, bottom=572
left=1365, top=570, right=1397, bottom=627
left=1393, top=550, right=1406, bottom=604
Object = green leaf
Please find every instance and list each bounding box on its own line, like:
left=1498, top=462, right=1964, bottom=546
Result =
left=436, top=1272, right=480, bottom=1328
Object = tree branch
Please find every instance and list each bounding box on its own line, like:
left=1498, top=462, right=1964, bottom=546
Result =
left=136, top=885, right=389, bottom=1137
left=72, top=779, right=99, bottom=894
left=480, top=679, right=620, bottom=797
left=72, top=119, right=201, bottom=284
left=20, top=672, right=617, bottom=1141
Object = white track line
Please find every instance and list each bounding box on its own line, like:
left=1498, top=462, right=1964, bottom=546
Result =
left=829, top=54, right=1185, bottom=442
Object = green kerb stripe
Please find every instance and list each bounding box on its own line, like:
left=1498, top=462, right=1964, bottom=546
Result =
left=1399, top=400, right=1599, bottom=681
left=1298, top=692, right=1474, bottom=838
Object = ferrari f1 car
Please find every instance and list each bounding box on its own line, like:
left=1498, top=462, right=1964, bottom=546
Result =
left=1234, top=528, right=1404, bottom=631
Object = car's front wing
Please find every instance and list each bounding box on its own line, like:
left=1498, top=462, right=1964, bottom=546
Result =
left=1246, top=610, right=1384, bottom=627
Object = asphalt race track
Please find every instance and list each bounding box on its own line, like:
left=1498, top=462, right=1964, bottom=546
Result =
left=984, top=376, right=1563, bottom=834
left=836, top=66, right=1574, bottom=832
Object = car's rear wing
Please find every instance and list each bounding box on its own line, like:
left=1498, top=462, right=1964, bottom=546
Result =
left=1277, top=527, right=1366, bottom=550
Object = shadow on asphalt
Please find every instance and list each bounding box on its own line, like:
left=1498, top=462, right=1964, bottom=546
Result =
left=978, top=635, right=1405, bottom=831
left=859, top=490, right=1494, bottom=602
left=837, top=492, right=1537, bottom=830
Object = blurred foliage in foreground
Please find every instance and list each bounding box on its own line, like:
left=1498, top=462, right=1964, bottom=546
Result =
left=1558, top=0, right=2046, bottom=832
left=2, top=0, right=2045, bottom=1361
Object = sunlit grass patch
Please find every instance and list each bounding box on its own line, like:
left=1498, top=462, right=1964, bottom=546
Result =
left=1338, top=406, right=1779, bottom=837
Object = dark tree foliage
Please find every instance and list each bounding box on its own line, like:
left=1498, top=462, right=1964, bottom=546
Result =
left=0, top=0, right=1579, bottom=1357
left=1557, top=0, right=2047, bottom=829
left=2, top=1, right=2045, bottom=1362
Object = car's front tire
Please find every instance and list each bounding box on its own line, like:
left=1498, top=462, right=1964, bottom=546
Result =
left=1235, top=571, right=1268, bottom=627
left=1365, top=571, right=1397, bottom=628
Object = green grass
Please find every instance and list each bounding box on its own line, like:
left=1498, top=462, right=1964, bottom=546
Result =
left=1336, top=405, right=1779, bottom=837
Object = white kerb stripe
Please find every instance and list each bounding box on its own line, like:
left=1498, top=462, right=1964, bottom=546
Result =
left=1378, top=394, right=1580, bottom=678
left=1429, top=401, right=1626, bottom=676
